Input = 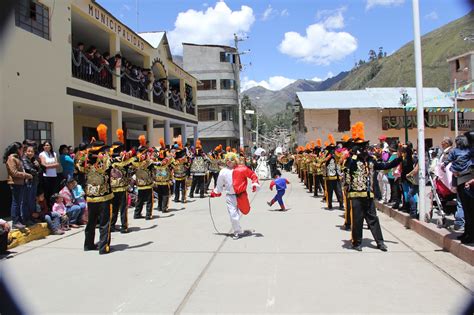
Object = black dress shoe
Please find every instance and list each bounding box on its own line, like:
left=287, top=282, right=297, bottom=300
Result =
left=460, top=237, right=474, bottom=245
left=120, top=227, right=128, bottom=234
left=145, top=216, right=152, bottom=220
left=377, top=243, right=388, bottom=252
left=84, top=244, right=98, bottom=251
left=110, top=226, right=116, bottom=233
left=352, top=244, right=362, bottom=251
left=344, top=225, right=351, bottom=231
left=134, top=214, right=144, bottom=219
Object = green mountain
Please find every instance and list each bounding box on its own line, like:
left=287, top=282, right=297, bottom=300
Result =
left=331, top=11, right=474, bottom=91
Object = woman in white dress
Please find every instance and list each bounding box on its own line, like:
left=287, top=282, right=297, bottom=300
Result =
left=255, top=152, right=271, bottom=180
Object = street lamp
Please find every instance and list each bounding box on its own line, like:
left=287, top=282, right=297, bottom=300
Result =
left=399, top=88, right=412, bottom=143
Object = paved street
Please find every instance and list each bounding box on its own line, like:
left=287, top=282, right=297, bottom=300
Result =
left=1, top=171, right=473, bottom=314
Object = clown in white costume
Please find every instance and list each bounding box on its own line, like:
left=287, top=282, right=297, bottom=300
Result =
left=211, top=152, right=260, bottom=239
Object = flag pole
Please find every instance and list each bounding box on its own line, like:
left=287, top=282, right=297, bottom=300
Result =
left=412, top=0, right=427, bottom=222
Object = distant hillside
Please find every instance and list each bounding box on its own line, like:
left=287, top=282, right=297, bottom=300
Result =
left=243, top=72, right=349, bottom=115
left=331, top=11, right=473, bottom=91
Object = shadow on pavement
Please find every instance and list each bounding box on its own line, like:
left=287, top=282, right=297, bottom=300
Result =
left=128, top=224, right=158, bottom=232
left=157, top=214, right=175, bottom=219
left=112, top=241, right=154, bottom=252
left=166, top=207, right=186, bottom=212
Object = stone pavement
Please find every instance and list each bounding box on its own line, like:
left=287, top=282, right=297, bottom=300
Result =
left=1, top=171, right=473, bottom=314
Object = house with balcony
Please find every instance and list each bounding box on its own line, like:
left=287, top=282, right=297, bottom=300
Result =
left=182, top=43, right=252, bottom=152
left=0, top=0, right=198, bottom=213
left=295, top=88, right=453, bottom=148
left=447, top=51, right=474, bottom=132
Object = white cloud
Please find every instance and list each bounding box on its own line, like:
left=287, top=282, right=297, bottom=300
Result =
left=366, top=0, right=404, bottom=10
left=241, top=76, right=296, bottom=91
left=262, top=5, right=273, bottom=21
left=278, top=9, right=357, bottom=65
left=168, top=2, right=255, bottom=55
left=311, top=72, right=334, bottom=82
left=261, top=5, right=289, bottom=21
left=425, top=11, right=439, bottom=20
left=122, top=4, right=131, bottom=11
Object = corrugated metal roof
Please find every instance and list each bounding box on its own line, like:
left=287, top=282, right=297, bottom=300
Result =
left=138, top=31, right=165, bottom=49
left=297, top=87, right=452, bottom=110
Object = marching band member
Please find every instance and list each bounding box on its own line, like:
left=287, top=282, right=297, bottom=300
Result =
left=153, top=139, right=174, bottom=213
left=77, top=124, right=114, bottom=255
left=109, top=129, right=133, bottom=233
left=189, top=139, right=209, bottom=199
left=132, top=135, right=154, bottom=220
left=323, top=135, right=344, bottom=210
left=173, top=137, right=189, bottom=203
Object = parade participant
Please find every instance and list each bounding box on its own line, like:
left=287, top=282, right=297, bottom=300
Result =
left=189, top=139, right=209, bottom=198
left=338, top=134, right=352, bottom=230
left=173, top=137, right=189, bottom=203
left=323, top=135, right=344, bottom=210
left=109, top=129, right=133, bottom=233
left=306, top=142, right=315, bottom=194
left=211, top=152, right=260, bottom=239
left=313, top=139, right=324, bottom=197
left=345, top=122, right=401, bottom=251
left=153, top=139, right=174, bottom=213
left=77, top=124, right=114, bottom=254
left=132, top=135, right=154, bottom=220
left=207, top=145, right=223, bottom=191
left=267, top=170, right=290, bottom=211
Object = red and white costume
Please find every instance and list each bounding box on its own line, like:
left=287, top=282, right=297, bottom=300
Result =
left=213, top=164, right=260, bottom=234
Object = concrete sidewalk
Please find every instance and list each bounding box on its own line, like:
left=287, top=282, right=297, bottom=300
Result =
left=1, top=171, right=473, bottom=314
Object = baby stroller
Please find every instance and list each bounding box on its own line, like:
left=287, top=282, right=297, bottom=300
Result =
left=427, top=156, right=457, bottom=228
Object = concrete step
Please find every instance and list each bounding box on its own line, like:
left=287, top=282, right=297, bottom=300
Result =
left=375, top=200, right=474, bottom=266
left=8, top=223, right=50, bottom=250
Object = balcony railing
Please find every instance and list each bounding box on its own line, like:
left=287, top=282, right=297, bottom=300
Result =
left=152, top=83, right=166, bottom=106
left=185, top=99, right=196, bottom=115
left=382, top=114, right=449, bottom=130
left=169, top=93, right=183, bottom=111
left=71, top=49, right=113, bottom=89
left=120, top=79, right=149, bottom=101
left=451, top=119, right=474, bottom=131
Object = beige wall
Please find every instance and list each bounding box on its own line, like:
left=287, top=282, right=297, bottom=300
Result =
left=0, top=0, right=73, bottom=181
left=303, top=108, right=458, bottom=148
left=73, top=114, right=103, bottom=145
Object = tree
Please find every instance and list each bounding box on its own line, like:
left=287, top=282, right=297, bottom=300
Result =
left=368, top=49, right=377, bottom=61
left=378, top=47, right=384, bottom=59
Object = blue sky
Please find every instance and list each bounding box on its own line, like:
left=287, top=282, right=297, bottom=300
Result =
left=98, top=0, right=472, bottom=90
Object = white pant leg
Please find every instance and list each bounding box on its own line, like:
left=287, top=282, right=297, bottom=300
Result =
left=226, top=194, right=242, bottom=234
left=382, top=174, right=391, bottom=203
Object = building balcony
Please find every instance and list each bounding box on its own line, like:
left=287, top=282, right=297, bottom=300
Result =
left=451, top=119, right=474, bottom=131
left=71, top=49, right=114, bottom=89
left=382, top=114, right=449, bottom=130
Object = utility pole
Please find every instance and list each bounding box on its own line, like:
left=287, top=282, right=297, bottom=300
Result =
left=234, top=33, right=244, bottom=150
left=454, top=78, right=458, bottom=137
left=412, top=0, right=427, bottom=222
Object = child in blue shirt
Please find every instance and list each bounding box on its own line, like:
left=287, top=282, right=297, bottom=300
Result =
left=267, top=170, right=290, bottom=211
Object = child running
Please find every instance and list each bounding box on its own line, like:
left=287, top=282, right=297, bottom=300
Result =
left=267, top=170, right=290, bottom=211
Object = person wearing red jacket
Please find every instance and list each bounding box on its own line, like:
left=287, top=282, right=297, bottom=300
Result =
left=211, top=152, right=260, bottom=239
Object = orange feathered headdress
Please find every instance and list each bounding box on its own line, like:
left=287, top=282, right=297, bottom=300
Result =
left=159, top=138, right=165, bottom=149
left=196, top=139, right=202, bottom=149
left=310, top=141, right=315, bottom=149
left=305, top=143, right=311, bottom=151
left=232, top=148, right=237, bottom=153
left=177, top=135, right=183, bottom=149
left=116, top=128, right=125, bottom=144
left=97, top=124, right=108, bottom=143
left=138, top=135, right=147, bottom=147
left=316, top=139, right=322, bottom=148
left=342, top=134, right=350, bottom=142
left=324, top=141, right=329, bottom=147
left=328, top=134, right=335, bottom=145
left=353, top=121, right=365, bottom=141
left=226, top=146, right=231, bottom=152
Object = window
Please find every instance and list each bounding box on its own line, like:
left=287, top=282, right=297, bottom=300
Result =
left=220, top=52, right=234, bottom=63
left=82, top=127, right=98, bottom=144
left=15, top=0, right=50, bottom=40
left=220, top=79, right=236, bottom=90
left=455, top=59, right=461, bottom=72
left=222, top=109, right=233, bottom=121
left=24, top=120, right=52, bottom=144
left=338, top=110, right=351, bottom=132
left=198, top=108, right=216, bottom=121
left=198, top=80, right=217, bottom=90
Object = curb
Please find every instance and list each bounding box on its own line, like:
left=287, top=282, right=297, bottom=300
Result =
left=375, top=201, right=474, bottom=266
left=8, top=223, right=51, bottom=250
